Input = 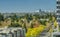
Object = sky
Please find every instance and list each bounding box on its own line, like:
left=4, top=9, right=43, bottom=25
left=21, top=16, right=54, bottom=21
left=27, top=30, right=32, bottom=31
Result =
left=0, top=0, right=56, bottom=13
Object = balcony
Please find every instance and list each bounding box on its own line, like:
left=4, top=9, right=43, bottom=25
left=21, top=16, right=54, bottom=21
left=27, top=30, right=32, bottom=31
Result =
left=56, top=13, right=60, bottom=15
left=56, top=9, right=60, bottom=10
left=57, top=1, right=60, bottom=4
left=57, top=4, right=60, bottom=6
left=56, top=17, right=60, bottom=22
left=53, top=32, right=60, bottom=37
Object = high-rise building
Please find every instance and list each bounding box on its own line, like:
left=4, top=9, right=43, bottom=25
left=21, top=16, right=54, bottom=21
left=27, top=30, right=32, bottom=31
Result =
left=56, top=0, right=60, bottom=31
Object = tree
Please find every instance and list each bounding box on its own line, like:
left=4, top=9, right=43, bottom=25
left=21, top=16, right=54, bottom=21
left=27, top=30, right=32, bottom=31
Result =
left=25, top=14, right=33, bottom=23
left=54, top=20, right=57, bottom=28
left=25, top=25, right=45, bottom=37
left=39, top=20, right=46, bottom=26
left=0, top=13, right=4, bottom=21
left=8, top=23, right=22, bottom=27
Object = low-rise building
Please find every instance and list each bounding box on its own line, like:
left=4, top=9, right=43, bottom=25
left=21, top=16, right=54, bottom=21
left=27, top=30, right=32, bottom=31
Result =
left=0, top=27, right=26, bottom=37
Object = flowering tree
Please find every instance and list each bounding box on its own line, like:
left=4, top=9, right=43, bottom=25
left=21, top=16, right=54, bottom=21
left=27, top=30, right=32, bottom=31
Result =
left=25, top=25, right=45, bottom=37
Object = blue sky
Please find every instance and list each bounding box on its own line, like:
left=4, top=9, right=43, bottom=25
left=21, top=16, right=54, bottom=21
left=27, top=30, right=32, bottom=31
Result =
left=0, top=0, right=56, bottom=13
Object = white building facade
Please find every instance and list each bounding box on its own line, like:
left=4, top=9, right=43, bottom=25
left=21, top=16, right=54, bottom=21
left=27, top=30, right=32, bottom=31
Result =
left=0, top=27, right=26, bottom=37
left=52, top=0, right=60, bottom=37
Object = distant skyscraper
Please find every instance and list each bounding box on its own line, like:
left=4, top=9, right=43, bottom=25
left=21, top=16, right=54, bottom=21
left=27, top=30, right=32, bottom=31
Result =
left=39, top=9, right=41, bottom=12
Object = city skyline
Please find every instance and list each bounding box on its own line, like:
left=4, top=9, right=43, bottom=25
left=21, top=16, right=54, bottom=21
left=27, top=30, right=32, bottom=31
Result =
left=0, top=0, right=56, bottom=13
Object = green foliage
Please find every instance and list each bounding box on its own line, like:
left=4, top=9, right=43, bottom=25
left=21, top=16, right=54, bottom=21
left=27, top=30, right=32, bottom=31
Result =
left=25, top=14, right=33, bottom=23
left=0, top=13, right=4, bottom=21
left=8, top=23, right=22, bottom=27
left=0, top=23, right=2, bottom=26
left=24, top=24, right=27, bottom=32
left=39, top=20, right=47, bottom=25
left=33, top=14, right=40, bottom=19
left=31, top=23, right=34, bottom=28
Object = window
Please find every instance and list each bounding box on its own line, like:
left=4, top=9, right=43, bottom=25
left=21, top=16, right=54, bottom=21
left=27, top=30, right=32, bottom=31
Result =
left=57, top=10, right=60, bottom=13
left=57, top=6, right=60, bottom=9
left=56, top=15, right=60, bottom=18
left=56, top=35, right=60, bottom=37
left=57, top=20, right=60, bottom=22
left=57, top=1, right=60, bottom=4
left=53, top=35, right=60, bottom=37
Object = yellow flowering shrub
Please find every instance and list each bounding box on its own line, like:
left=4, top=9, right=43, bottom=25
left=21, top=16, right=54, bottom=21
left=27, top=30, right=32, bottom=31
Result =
left=52, top=16, right=55, bottom=21
left=49, top=28, right=53, bottom=33
left=54, top=20, right=58, bottom=28
left=25, top=25, right=45, bottom=37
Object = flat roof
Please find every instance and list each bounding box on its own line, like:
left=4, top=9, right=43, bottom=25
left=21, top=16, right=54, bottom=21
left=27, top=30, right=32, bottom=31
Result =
left=53, top=32, right=60, bottom=35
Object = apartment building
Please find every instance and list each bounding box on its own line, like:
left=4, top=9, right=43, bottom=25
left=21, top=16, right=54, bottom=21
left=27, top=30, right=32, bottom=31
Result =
left=0, top=27, right=26, bottom=37
left=52, top=0, right=60, bottom=37
left=56, top=0, right=60, bottom=31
